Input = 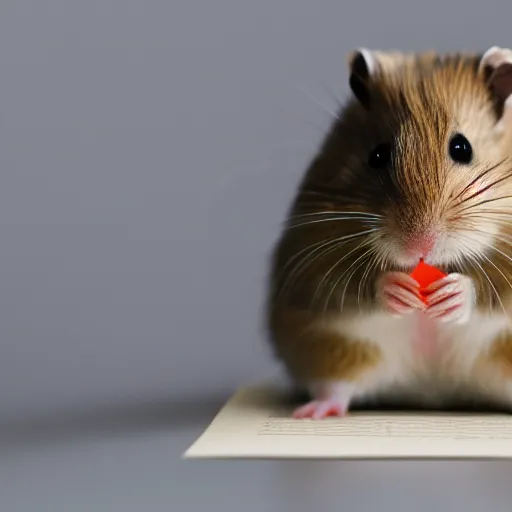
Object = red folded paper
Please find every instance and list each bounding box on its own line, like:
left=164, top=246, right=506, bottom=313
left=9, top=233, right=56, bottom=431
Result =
left=410, top=260, right=446, bottom=302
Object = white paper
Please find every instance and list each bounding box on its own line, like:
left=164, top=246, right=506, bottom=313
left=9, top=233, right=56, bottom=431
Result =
left=183, top=382, right=512, bottom=459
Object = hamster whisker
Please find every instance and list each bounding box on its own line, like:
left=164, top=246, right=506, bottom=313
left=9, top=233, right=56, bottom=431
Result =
left=472, top=252, right=510, bottom=313
left=483, top=239, right=512, bottom=264
left=289, top=211, right=382, bottom=220
left=286, top=217, right=381, bottom=230
left=456, top=222, right=511, bottom=238
left=480, top=253, right=512, bottom=292
left=453, top=218, right=509, bottom=231
left=320, top=238, right=377, bottom=310
left=485, top=250, right=512, bottom=296
left=461, top=208, right=512, bottom=217
left=277, top=239, right=348, bottom=299
left=287, top=237, right=355, bottom=277
left=312, top=237, right=373, bottom=309
left=461, top=252, right=490, bottom=314
left=453, top=169, right=512, bottom=208
left=491, top=238, right=512, bottom=253
left=282, top=229, right=378, bottom=273
left=450, top=250, right=465, bottom=274
left=492, top=235, right=512, bottom=249
left=343, top=252, right=374, bottom=314
left=457, top=214, right=512, bottom=228
left=485, top=247, right=512, bottom=274
left=293, top=84, right=340, bottom=121
left=456, top=227, right=512, bottom=266
left=375, top=246, right=390, bottom=272
left=450, top=159, right=508, bottom=205
left=454, top=195, right=512, bottom=216
left=298, top=187, right=378, bottom=202
left=326, top=244, right=376, bottom=313
left=471, top=256, right=506, bottom=316
left=456, top=232, right=512, bottom=294
left=357, top=248, right=380, bottom=310
left=277, top=229, right=378, bottom=301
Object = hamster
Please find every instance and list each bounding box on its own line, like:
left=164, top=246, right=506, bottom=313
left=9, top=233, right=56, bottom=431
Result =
left=266, top=46, right=512, bottom=419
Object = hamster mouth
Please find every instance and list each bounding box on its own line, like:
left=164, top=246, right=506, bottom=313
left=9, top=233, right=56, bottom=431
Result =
left=374, top=221, right=497, bottom=274
left=384, top=243, right=446, bottom=271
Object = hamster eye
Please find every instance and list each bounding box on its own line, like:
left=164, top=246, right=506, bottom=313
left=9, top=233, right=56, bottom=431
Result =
left=449, top=133, right=473, bottom=164
left=368, top=143, right=391, bottom=169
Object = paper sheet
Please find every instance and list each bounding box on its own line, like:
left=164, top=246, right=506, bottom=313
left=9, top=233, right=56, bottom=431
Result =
left=183, top=382, right=512, bottom=459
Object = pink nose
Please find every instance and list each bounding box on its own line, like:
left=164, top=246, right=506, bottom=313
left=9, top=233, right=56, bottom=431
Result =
left=403, top=233, right=436, bottom=259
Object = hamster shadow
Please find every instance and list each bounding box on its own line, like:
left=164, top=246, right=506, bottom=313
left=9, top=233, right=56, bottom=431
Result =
left=285, top=389, right=512, bottom=415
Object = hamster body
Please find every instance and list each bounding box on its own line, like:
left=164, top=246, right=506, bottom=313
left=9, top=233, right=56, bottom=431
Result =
left=267, top=46, right=512, bottom=419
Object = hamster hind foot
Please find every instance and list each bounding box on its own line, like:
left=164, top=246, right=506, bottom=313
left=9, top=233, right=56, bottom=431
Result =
left=292, top=381, right=356, bottom=420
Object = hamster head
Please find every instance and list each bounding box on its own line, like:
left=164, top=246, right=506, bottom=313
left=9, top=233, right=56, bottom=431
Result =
left=302, top=47, right=512, bottom=272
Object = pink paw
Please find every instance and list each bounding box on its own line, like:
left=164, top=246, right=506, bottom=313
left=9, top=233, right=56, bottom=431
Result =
left=377, top=272, right=425, bottom=317
left=293, top=399, right=348, bottom=420
left=424, top=273, right=474, bottom=325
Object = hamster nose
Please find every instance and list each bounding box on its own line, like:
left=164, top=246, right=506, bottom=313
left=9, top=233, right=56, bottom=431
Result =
left=403, top=233, right=436, bottom=259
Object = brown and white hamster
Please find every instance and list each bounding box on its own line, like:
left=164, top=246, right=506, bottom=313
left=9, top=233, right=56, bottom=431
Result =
left=266, top=46, right=512, bottom=419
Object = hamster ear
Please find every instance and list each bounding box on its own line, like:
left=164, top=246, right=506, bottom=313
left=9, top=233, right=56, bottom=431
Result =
left=479, top=46, right=512, bottom=126
left=347, top=49, right=407, bottom=108
left=347, top=48, right=377, bottom=108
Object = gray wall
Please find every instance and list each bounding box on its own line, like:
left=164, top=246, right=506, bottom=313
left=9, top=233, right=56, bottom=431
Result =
left=0, top=0, right=510, bottom=420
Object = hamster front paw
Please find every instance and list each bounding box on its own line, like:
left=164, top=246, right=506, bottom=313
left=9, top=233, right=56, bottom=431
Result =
left=376, top=271, right=425, bottom=317
left=424, top=273, right=475, bottom=325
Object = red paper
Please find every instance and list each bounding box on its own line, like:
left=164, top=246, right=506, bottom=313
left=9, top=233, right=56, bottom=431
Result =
left=410, top=260, right=446, bottom=302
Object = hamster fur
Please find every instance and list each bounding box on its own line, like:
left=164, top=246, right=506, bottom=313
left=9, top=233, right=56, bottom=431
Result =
left=266, top=46, right=512, bottom=419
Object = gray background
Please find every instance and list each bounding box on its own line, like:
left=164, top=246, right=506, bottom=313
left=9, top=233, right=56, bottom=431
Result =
left=3, top=0, right=512, bottom=510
